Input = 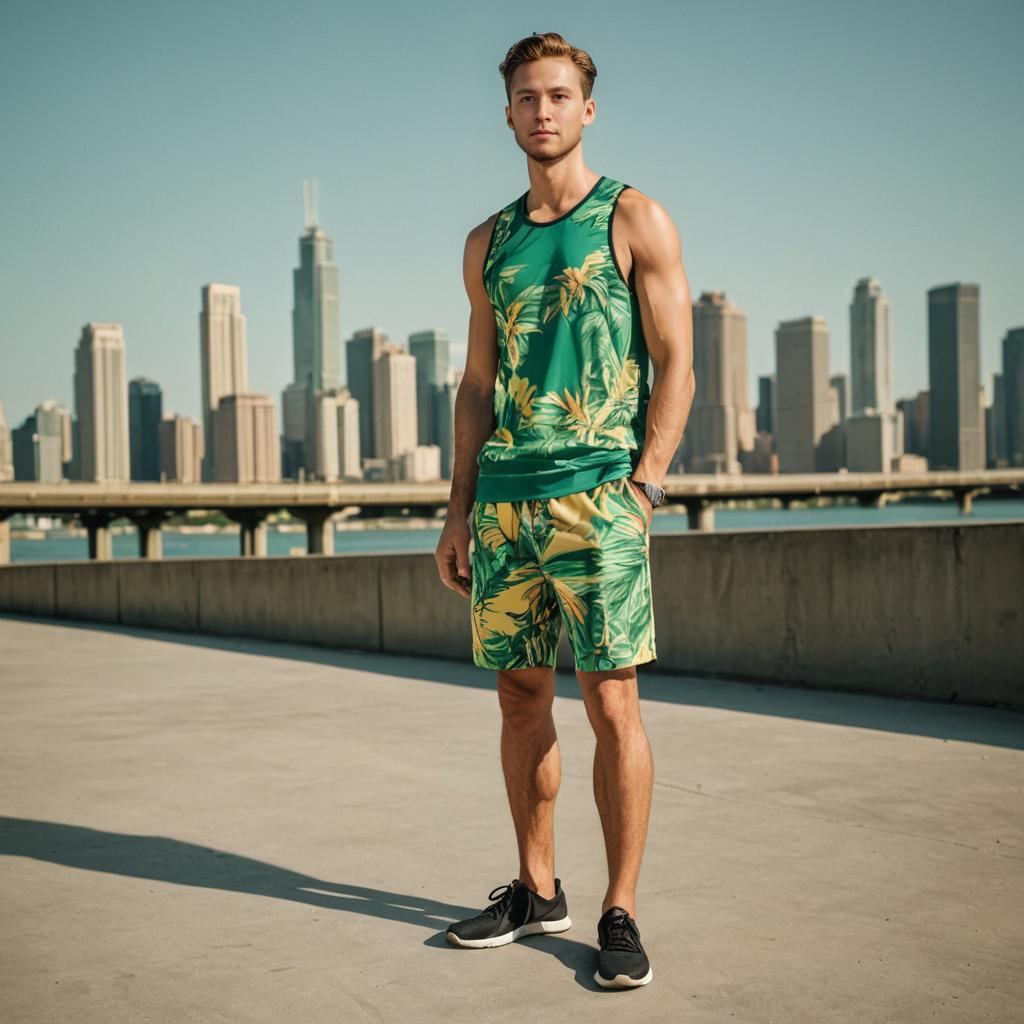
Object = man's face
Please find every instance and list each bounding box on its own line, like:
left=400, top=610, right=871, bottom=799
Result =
left=505, top=56, right=595, bottom=163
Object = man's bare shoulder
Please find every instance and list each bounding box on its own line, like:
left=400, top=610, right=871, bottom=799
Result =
left=616, top=186, right=679, bottom=240
left=466, top=211, right=500, bottom=253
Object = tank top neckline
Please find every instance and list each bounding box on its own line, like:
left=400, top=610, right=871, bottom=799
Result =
left=518, top=174, right=607, bottom=227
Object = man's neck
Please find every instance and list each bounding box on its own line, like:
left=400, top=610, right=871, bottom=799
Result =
left=523, top=158, right=600, bottom=219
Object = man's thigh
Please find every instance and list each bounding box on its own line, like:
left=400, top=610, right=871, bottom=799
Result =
left=541, top=475, right=657, bottom=673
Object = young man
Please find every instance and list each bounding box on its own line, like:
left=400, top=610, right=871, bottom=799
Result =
left=434, top=31, right=695, bottom=989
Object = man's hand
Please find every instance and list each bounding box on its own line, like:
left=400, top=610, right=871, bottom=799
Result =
left=627, top=479, right=654, bottom=529
left=435, top=513, right=472, bottom=598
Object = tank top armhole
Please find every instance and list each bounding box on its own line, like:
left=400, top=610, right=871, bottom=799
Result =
left=608, top=184, right=636, bottom=295
left=481, top=210, right=502, bottom=291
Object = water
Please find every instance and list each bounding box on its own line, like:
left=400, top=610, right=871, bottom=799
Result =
left=8, top=497, right=1024, bottom=563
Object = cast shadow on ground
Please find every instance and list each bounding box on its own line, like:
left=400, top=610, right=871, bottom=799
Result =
left=0, top=816, right=612, bottom=990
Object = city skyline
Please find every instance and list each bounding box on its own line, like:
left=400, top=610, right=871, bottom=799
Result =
left=1, top=0, right=1021, bottom=429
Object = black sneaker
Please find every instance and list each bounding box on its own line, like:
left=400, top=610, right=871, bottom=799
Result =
left=446, top=878, right=572, bottom=948
left=594, top=905, right=653, bottom=988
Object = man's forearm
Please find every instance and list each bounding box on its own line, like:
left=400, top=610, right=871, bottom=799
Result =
left=447, top=380, right=496, bottom=520
left=632, top=355, right=695, bottom=487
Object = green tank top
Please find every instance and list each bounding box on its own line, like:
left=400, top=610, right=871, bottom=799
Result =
left=475, top=174, right=651, bottom=502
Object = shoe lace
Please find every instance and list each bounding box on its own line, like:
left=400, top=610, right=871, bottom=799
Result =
left=603, top=913, right=643, bottom=953
left=483, top=879, right=521, bottom=919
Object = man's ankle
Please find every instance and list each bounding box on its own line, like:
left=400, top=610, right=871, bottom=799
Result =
left=520, top=874, right=557, bottom=900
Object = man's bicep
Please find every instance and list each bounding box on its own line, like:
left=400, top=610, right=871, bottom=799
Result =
left=462, top=222, right=499, bottom=389
left=631, top=201, right=693, bottom=370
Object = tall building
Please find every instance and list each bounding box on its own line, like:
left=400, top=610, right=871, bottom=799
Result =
left=292, top=207, right=341, bottom=395
left=346, top=327, right=389, bottom=461
left=1004, top=327, right=1024, bottom=466
left=896, top=390, right=930, bottom=459
left=774, top=316, right=832, bottom=473
left=0, top=401, right=13, bottom=481
left=336, top=391, right=362, bottom=479
left=435, top=373, right=460, bottom=479
left=159, top=415, right=204, bottom=483
left=927, top=283, right=982, bottom=470
left=985, top=374, right=1007, bottom=468
left=280, top=382, right=309, bottom=479
left=213, top=394, right=280, bottom=483
left=685, top=291, right=754, bottom=473
left=373, top=345, right=418, bottom=461
left=199, top=283, right=248, bottom=482
left=829, top=374, right=849, bottom=423
left=756, top=375, right=775, bottom=434
left=73, top=323, right=130, bottom=482
left=129, top=377, right=163, bottom=481
left=307, top=388, right=341, bottom=482
left=408, top=328, right=451, bottom=446
left=849, top=277, right=893, bottom=415
left=845, top=411, right=903, bottom=472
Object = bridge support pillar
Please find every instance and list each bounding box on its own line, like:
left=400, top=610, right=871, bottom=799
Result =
left=227, top=512, right=268, bottom=557
left=685, top=500, right=715, bottom=532
left=298, top=509, right=335, bottom=555
left=957, top=489, right=979, bottom=516
left=0, top=514, right=9, bottom=565
left=131, top=512, right=169, bottom=560
left=81, top=512, right=116, bottom=560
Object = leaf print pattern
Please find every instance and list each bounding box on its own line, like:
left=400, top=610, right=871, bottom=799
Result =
left=469, top=476, right=655, bottom=671
left=476, top=176, right=651, bottom=497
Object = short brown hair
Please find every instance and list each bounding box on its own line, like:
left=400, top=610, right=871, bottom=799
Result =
left=499, top=32, right=597, bottom=103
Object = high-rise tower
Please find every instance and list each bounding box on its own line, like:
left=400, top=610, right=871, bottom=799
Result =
left=927, top=283, right=982, bottom=470
left=73, top=323, right=130, bottom=482
left=292, top=180, right=341, bottom=394
left=199, top=283, right=248, bottom=482
left=849, top=277, right=893, bottom=415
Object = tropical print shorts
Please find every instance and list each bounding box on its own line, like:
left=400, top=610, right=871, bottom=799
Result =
left=470, top=474, right=656, bottom=672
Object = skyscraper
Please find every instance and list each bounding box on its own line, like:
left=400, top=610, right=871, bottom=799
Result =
left=199, top=283, right=248, bottom=482
left=129, top=377, right=163, bottom=481
left=73, top=323, right=130, bottom=482
left=159, top=415, right=204, bottom=483
left=829, top=374, right=849, bottom=423
left=292, top=202, right=341, bottom=394
left=685, top=291, right=754, bottom=474
left=409, top=328, right=451, bottom=446
left=213, top=394, right=281, bottom=483
left=336, top=391, right=362, bottom=479
left=0, top=401, right=13, bottom=481
left=849, top=277, right=893, bottom=415
left=927, top=283, right=982, bottom=470
left=373, top=345, right=418, bottom=462
left=346, top=327, right=389, bottom=461
left=1004, top=327, right=1024, bottom=466
left=774, top=316, right=831, bottom=473
left=280, top=381, right=309, bottom=479
left=756, top=375, right=775, bottom=435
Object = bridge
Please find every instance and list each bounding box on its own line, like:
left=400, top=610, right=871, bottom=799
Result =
left=1, top=469, right=1022, bottom=561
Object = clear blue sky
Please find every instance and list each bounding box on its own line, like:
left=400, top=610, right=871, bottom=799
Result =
left=1, top=0, right=1021, bottom=429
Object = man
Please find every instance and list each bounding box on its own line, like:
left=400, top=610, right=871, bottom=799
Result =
left=434, top=31, right=694, bottom=990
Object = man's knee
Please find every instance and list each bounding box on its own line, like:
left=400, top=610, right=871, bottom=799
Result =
left=496, top=666, right=555, bottom=722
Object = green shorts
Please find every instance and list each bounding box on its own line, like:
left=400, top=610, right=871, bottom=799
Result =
left=470, top=474, right=656, bottom=672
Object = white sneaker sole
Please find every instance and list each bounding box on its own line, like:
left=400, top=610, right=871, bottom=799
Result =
left=594, top=965, right=654, bottom=988
left=446, top=915, right=572, bottom=948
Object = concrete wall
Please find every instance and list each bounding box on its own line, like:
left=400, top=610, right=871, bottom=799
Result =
left=1, top=522, right=1021, bottom=710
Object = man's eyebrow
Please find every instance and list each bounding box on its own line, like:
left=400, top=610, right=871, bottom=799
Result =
left=512, top=85, right=574, bottom=96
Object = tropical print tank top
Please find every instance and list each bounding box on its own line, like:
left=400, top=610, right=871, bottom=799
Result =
left=474, top=174, right=651, bottom=502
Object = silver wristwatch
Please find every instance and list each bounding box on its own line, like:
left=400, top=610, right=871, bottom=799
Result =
left=630, top=478, right=666, bottom=508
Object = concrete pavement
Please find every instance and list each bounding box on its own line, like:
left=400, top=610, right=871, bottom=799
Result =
left=1, top=612, right=1021, bottom=1023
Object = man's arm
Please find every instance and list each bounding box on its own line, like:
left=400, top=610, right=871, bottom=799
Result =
left=434, top=214, right=499, bottom=597
left=616, top=190, right=696, bottom=498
